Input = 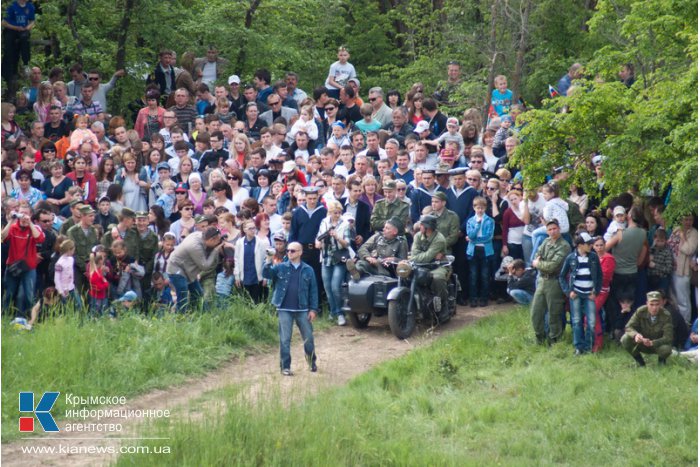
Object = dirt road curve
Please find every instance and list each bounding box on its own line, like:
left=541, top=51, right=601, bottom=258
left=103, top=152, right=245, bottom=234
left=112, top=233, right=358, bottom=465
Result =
left=2, top=304, right=511, bottom=466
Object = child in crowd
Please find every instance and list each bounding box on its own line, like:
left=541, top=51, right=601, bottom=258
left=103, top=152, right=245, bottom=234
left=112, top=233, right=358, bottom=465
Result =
left=354, top=104, right=382, bottom=135
left=154, top=232, right=176, bottom=276
left=88, top=250, right=110, bottom=317
left=25, top=287, right=61, bottom=329
left=604, top=205, right=627, bottom=241
left=156, top=180, right=177, bottom=218
left=215, top=247, right=236, bottom=306
left=280, top=212, right=292, bottom=240
left=506, top=259, right=537, bottom=304
left=95, top=195, right=118, bottom=233
left=559, top=232, right=602, bottom=355
left=107, top=290, right=138, bottom=318
left=648, top=228, right=674, bottom=294
left=424, top=117, right=465, bottom=156
left=328, top=122, right=351, bottom=148
left=54, top=239, right=82, bottom=308
left=466, top=196, right=495, bottom=307
left=288, top=105, right=318, bottom=141
left=324, top=46, right=356, bottom=99
left=491, top=75, right=513, bottom=118
left=68, top=115, right=100, bottom=152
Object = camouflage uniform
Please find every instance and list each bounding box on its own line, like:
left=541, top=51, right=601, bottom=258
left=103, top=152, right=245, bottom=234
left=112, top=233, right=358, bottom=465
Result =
left=66, top=223, right=99, bottom=292
left=370, top=198, right=410, bottom=233
left=355, top=232, right=408, bottom=277
left=621, top=305, right=674, bottom=361
left=429, top=208, right=461, bottom=254
left=411, top=230, right=449, bottom=305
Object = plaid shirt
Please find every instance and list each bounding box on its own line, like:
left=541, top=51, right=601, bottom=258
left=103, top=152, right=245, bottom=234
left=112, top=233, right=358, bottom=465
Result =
left=70, top=99, right=103, bottom=120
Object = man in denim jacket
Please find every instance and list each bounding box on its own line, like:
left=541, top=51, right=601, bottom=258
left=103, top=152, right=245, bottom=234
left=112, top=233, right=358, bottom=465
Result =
left=559, top=232, right=602, bottom=355
left=263, top=241, right=318, bottom=376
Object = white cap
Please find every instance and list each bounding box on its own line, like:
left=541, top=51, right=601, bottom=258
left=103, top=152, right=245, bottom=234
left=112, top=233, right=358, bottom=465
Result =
left=592, top=154, right=605, bottom=165
left=613, top=205, right=626, bottom=217
left=282, top=161, right=297, bottom=174
left=228, top=75, right=241, bottom=85
left=414, top=121, right=430, bottom=134
left=348, top=77, right=360, bottom=87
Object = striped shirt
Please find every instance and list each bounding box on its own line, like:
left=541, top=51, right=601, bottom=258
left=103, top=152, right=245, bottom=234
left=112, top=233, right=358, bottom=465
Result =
left=573, top=254, right=594, bottom=294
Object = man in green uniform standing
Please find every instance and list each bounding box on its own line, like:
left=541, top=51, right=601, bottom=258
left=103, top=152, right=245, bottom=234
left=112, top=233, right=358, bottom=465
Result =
left=370, top=181, right=410, bottom=233
left=621, top=291, right=674, bottom=366
left=67, top=205, right=99, bottom=294
left=411, top=214, right=449, bottom=317
left=531, top=219, right=571, bottom=344
left=135, top=211, right=159, bottom=311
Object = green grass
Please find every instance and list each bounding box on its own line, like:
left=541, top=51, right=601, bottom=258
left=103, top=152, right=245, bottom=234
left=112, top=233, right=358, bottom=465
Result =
left=120, top=307, right=698, bottom=466
left=1, top=298, right=278, bottom=442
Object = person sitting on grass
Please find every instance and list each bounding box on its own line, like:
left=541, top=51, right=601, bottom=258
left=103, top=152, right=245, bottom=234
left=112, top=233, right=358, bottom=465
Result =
left=150, top=271, right=173, bottom=314
left=106, top=290, right=138, bottom=318
left=20, top=287, right=61, bottom=330
left=621, top=291, right=673, bottom=367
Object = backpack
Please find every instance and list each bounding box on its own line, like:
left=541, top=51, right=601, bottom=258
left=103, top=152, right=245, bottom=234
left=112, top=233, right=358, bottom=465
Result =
left=565, top=199, right=584, bottom=231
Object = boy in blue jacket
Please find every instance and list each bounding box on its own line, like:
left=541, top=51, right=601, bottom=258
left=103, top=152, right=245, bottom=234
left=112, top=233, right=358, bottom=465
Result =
left=559, top=232, right=602, bottom=355
left=465, top=196, right=495, bottom=307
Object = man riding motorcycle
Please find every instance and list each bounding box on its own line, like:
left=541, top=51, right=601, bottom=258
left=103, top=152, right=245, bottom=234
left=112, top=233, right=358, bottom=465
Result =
left=411, top=214, right=449, bottom=312
left=346, top=217, right=408, bottom=280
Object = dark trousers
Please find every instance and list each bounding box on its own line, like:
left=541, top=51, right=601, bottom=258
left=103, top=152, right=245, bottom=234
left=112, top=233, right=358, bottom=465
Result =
left=301, top=245, right=323, bottom=309
left=453, top=235, right=469, bottom=300
left=1, top=29, right=30, bottom=84
left=468, top=248, right=491, bottom=301
left=610, top=272, right=638, bottom=331
left=244, top=282, right=263, bottom=303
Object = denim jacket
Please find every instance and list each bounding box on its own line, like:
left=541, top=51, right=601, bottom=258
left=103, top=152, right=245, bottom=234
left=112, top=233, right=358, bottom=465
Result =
left=263, top=260, right=319, bottom=312
left=465, top=214, right=495, bottom=258
left=558, top=250, right=602, bottom=296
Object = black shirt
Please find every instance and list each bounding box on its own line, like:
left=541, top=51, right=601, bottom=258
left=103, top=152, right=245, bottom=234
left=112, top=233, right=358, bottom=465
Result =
left=44, top=121, right=70, bottom=142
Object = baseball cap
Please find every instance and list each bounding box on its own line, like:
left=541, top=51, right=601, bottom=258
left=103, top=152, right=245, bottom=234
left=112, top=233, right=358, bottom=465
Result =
left=273, top=232, right=287, bottom=242
left=157, top=162, right=170, bottom=171
left=446, top=117, right=459, bottom=127
left=348, top=77, right=360, bottom=87
left=175, top=183, right=188, bottom=193
left=282, top=161, right=297, bottom=174
left=414, top=121, right=430, bottom=134
left=613, top=206, right=626, bottom=217
left=647, top=291, right=662, bottom=302
left=228, top=75, right=241, bottom=85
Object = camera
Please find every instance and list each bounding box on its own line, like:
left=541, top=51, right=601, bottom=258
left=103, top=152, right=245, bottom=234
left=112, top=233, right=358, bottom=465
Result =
left=317, top=230, right=332, bottom=242
left=11, top=212, right=23, bottom=220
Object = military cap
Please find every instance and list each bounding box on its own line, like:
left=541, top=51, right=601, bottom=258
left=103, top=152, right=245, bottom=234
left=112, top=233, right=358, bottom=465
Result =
left=432, top=192, right=448, bottom=202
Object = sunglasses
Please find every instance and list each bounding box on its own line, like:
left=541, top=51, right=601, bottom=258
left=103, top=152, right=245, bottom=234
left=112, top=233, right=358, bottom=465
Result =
left=88, top=77, right=100, bottom=81
left=467, top=178, right=479, bottom=182
left=397, top=188, right=406, bottom=191
left=17, top=146, right=27, bottom=151
left=269, top=101, right=281, bottom=105
left=43, top=148, right=56, bottom=153
left=368, top=98, right=377, bottom=102
left=227, top=176, right=238, bottom=181
left=325, top=107, right=335, bottom=111
left=499, top=178, right=510, bottom=183
left=286, top=249, right=299, bottom=253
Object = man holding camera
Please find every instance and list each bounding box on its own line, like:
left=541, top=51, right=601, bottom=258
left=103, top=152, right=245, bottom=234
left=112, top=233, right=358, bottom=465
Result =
left=2, top=205, right=45, bottom=318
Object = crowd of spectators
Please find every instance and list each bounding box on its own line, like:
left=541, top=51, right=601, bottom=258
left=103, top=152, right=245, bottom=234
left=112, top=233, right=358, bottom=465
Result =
left=1, top=44, right=697, bottom=360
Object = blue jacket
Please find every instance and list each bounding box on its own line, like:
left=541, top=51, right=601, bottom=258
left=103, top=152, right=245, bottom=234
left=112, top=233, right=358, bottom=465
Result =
left=558, top=250, right=602, bottom=296
left=263, top=260, right=319, bottom=312
left=465, top=214, right=495, bottom=257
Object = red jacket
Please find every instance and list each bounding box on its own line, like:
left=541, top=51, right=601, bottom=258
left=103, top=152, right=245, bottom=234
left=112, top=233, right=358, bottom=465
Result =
left=89, top=269, right=109, bottom=299
left=5, top=221, right=45, bottom=269
left=66, top=171, right=97, bottom=205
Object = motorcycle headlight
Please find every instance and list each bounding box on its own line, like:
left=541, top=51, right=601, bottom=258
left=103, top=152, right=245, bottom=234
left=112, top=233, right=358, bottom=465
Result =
left=396, top=260, right=411, bottom=278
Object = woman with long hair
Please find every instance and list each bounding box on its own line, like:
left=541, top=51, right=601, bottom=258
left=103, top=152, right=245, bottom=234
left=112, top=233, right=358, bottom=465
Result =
left=33, top=82, right=61, bottom=123
left=227, top=168, right=249, bottom=213
left=1, top=102, right=24, bottom=143
left=592, top=236, right=616, bottom=352
left=1, top=161, right=18, bottom=197
left=386, top=89, right=402, bottom=109
left=173, top=156, right=194, bottom=185
left=95, top=155, right=116, bottom=200
left=65, top=154, right=97, bottom=205
left=115, top=151, right=147, bottom=212
left=148, top=205, right=171, bottom=239
left=211, top=179, right=236, bottom=213
left=405, top=91, right=424, bottom=126
left=139, top=148, right=163, bottom=200
left=229, top=133, right=251, bottom=169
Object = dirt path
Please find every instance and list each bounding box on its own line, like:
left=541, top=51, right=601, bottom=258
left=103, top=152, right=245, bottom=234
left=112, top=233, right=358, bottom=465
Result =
left=2, top=304, right=511, bottom=466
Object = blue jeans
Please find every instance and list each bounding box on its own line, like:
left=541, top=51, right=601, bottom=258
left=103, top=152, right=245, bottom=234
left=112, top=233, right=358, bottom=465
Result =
left=61, top=289, right=84, bottom=311
left=169, top=273, right=203, bottom=313
left=509, top=289, right=533, bottom=305
left=570, top=293, right=596, bottom=352
left=522, top=235, right=534, bottom=267
left=322, top=263, right=346, bottom=317
left=3, top=268, right=37, bottom=317
left=278, top=310, right=316, bottom=371
left=89, top=296, right=108, bottom=317
left=468, top=248, right=491, bottom=300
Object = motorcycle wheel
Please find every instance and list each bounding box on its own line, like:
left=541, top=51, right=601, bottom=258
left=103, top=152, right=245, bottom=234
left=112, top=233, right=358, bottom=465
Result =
left=388, top=290, right=415, bottom=339
left=348, top=312, right=371, bottom=329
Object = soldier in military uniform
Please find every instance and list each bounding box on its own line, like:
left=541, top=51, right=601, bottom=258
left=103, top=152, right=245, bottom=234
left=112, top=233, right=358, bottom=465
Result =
left=530, top=219, right=571, bottom=344
left=59, top=200, right=83, bottom=236
left=370, top=180, right=410, bottom=234
left=621, top=291, right=674, bottom=366
left=347, top=218, right=408, bottom=280
left=134, top=211, right=159, bottom=311
left=66, top=205, right=99, bottom=293
left=411, top=214, right=450, bottom=314
left=423, top=192, right=460, bottom=254
left=101, top=207, right=140, bottom=260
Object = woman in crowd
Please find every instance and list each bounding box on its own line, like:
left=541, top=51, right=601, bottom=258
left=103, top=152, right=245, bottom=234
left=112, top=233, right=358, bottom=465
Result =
left=2, top=161, right=18, bottom=197
left=213, top=96, right=235, bottom=124
left=359, top=174, right=382, bottom=213
left=230, top=133, right=251, bottom=168
left=495, top=168, right=512, bottom=199
left=187, top=172, right=207, bottom=215
left=33, top=82, right=61, bottom=123
left=250, top=169, right=272, bottom=204
left=233, top=219, right=269, bottom=303
left=169, top=199, right=196, bottom=243
left=481, top=130, right=498, bottom=172
left=206, top=168, right=225, bottom=196
left=173, top=156, right=195, bottom=186
left=11, top=169, right=44, bottom=207
left=42, top=160, right=74, bottom=210
left=501, top=189, right=528, bottom=260
left=386, top=89, right=402, bottom=109
left=134, top=89, right=165, bottom=140
left=95, top=156, right=116, bottom=201
left=227, top=169, right=249, bottom=213
left=115, top=151, right=147, bottom=212
left=66, top=154, right=97, bottom=206
left=668, top=214, right=698, bottom=324
left=148, top=205, right=170, bottom=240
left=211, top=179, right=237, bottom=213
left=406, top=91, right=424, bottom=126
left=316, top=200, right=352, bottom=326
left=568, top=184, right=589, bottom=217
left=584, top=214, right=603, bottom=237
left=1, top=102, right=24, bottom=143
